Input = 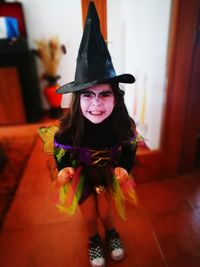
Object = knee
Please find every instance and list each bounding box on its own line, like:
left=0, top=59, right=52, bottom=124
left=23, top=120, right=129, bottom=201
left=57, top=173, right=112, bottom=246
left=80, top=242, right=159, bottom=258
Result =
left=80, top=206, right=98, bottom=226
left=97, top=193, right=113, bottom=222
left=98, top=208, right=112, bottom=223
left=79, top=195, right=98, bottom=225
left=83, top=214, right=98, bottom=226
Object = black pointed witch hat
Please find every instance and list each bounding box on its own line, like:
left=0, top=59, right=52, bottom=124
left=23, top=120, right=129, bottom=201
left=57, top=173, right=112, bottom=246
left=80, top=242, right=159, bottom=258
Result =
left=57, top=1, right=135, bottom=94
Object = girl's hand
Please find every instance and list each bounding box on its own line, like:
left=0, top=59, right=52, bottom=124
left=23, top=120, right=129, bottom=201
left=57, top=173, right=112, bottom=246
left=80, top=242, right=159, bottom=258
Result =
left=57, top=167, right=75, bottom=186
left=114, top=167, right=129, bottom=183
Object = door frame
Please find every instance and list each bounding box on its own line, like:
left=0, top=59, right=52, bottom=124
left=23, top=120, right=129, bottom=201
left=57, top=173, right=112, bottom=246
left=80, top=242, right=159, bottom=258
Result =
left=81, top=0, right=107, bottom=40
left=135, top=0, right=200, bottom=181
left=180, top=4, right=200, bottom=173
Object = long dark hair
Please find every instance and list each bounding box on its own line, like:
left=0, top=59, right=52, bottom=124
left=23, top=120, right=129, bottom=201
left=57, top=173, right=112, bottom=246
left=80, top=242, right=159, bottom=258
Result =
left=56, top=83, right=136, bottom=145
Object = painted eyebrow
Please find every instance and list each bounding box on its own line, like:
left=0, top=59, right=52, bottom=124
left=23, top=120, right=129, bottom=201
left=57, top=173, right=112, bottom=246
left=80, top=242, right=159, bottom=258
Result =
left=80, top=90, right=95, bottom=95
left=99, top=90, right=113, bottom=94
left=81, top=90, right=113, bottom=96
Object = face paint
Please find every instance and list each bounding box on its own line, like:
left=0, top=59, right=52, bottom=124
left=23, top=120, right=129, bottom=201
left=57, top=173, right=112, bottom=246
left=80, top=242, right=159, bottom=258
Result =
left=80, top=84, right=115, bottom=124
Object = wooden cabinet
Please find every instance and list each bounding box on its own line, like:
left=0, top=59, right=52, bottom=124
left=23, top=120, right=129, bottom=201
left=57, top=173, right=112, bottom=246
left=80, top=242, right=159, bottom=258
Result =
left=0, top=47, right=42, bottom=125
left=0, top=2, right=42, bottom=125
left=0, top=67, right=26, bottom=124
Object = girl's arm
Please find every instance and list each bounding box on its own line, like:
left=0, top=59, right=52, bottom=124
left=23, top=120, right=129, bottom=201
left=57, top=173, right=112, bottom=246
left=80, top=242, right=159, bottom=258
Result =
left=54, top=134, right=74, bottom=185
left=117, top=142, right=137, bottom=173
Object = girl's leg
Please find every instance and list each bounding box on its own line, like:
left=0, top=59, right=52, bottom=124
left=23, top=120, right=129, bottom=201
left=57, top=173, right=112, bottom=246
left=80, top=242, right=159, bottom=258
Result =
left=79, top=194, right=98, bottom=237
left=96, top=191, right=124, bottom=261
left=96, top=191, right=115, bottom=230
left=79, top=194, right=105, bottom=267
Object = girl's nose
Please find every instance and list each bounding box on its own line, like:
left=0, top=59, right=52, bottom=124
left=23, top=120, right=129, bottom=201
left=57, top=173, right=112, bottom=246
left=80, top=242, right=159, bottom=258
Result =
left=91, top=97, right=102, bottom=106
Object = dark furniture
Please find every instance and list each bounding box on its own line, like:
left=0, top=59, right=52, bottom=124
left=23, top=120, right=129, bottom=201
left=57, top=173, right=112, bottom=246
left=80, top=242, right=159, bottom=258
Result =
left=0, top=2, right=42, bottom=124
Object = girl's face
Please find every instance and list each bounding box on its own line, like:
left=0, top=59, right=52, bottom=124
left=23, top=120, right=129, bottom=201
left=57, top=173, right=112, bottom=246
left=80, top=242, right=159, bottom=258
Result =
left=80, top=84, right=115, bottom=124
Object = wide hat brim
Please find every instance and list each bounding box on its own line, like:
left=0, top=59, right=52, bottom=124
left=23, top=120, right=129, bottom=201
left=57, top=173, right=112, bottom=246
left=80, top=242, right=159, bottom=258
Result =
left=56, top=73, right=135, bottom=94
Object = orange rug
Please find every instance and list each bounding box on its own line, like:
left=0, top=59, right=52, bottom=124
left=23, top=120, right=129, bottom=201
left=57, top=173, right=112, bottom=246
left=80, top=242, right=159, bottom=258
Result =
left=0, top=134, right=37, bottom=229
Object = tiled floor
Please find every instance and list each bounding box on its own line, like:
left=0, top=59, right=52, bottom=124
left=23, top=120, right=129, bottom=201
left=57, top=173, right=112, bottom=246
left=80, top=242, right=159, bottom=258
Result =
left=0, top=124, right=200, bottom=267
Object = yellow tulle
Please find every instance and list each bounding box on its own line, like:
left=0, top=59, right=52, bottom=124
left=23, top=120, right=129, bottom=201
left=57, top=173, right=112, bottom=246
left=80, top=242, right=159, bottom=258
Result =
left=112, top=175, right=138, bottom=220
left=55, top=197, right=78, bottom=215
left=112, top=177, right=126, bottom=219
left=120, top=176, right=138, bottom=205
left=54, top=183, right=78, bottom=215
left=54, top=168, right=84, bottom=216
left=38, top=126, right=58, bottom=154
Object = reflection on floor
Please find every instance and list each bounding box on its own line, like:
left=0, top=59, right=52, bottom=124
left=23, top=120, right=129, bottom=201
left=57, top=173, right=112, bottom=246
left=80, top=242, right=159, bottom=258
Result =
left=0, top=122, right=200, bottom=267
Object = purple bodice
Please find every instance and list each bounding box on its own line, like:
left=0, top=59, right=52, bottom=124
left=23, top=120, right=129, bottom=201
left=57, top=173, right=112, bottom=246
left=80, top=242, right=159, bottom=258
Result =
left=54, top=139, right=120, bottom=166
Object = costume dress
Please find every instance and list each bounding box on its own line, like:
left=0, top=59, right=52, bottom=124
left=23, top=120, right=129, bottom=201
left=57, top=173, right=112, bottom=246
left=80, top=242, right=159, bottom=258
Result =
left=39, top=116, right=142, bottom=219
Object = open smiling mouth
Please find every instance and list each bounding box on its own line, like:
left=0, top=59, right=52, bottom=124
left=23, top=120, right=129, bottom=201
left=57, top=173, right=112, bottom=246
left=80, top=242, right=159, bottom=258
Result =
left=89, top=111, right=105, bottom=115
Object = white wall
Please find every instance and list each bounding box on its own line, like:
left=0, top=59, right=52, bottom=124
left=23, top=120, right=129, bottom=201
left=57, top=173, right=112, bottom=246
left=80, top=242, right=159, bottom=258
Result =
left=7, top=0, right=83, bottom=109
left=107, top=0, right=171, bottom=149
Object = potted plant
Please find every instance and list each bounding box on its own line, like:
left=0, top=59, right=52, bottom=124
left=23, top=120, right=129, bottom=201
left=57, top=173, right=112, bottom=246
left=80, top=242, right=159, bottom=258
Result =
left=35, top=36, right=66, bottom=118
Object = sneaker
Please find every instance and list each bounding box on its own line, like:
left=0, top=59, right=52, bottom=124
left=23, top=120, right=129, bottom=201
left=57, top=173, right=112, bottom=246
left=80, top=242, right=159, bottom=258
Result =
left=89, top=234, right=105, bottom=267
left=106, top=229, right=124, bottom=261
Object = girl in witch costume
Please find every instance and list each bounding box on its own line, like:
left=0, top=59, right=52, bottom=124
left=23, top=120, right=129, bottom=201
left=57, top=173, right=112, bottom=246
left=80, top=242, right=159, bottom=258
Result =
left=39, top=2, right=144, bottom=267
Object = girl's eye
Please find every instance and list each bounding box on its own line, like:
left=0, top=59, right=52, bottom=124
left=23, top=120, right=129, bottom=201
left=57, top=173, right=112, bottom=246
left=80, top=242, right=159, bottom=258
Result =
left=100, top=92, right=113, bottom=98
left=81, top=90, right=113, bottom=99
left=82, top=93, right=93, bottom=98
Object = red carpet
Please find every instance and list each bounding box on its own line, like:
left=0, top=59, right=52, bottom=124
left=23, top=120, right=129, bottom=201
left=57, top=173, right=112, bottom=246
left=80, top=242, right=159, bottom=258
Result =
left=0, top=134, right=37, bottom=228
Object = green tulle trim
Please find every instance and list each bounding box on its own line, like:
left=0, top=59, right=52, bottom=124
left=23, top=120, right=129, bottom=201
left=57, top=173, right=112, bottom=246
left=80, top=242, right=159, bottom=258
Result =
left=112, top=177, right=126, bottom=220
left=55, top=198, right=78, bottom=215
left=75, top=174, right=84, bottom=200
left=55, top=183, right=78, bottom=215
left=54, top=147, right=65, bottom=163
left=38, top=126, right=66, bottom=163
left=112, top=175, right=138, bottom=220
left=55, top=170, right=84, bottom=215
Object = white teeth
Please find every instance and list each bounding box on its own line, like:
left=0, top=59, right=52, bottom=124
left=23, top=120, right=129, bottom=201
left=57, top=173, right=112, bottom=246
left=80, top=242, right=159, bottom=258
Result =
left=89, top=111, right=103, bottom=115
